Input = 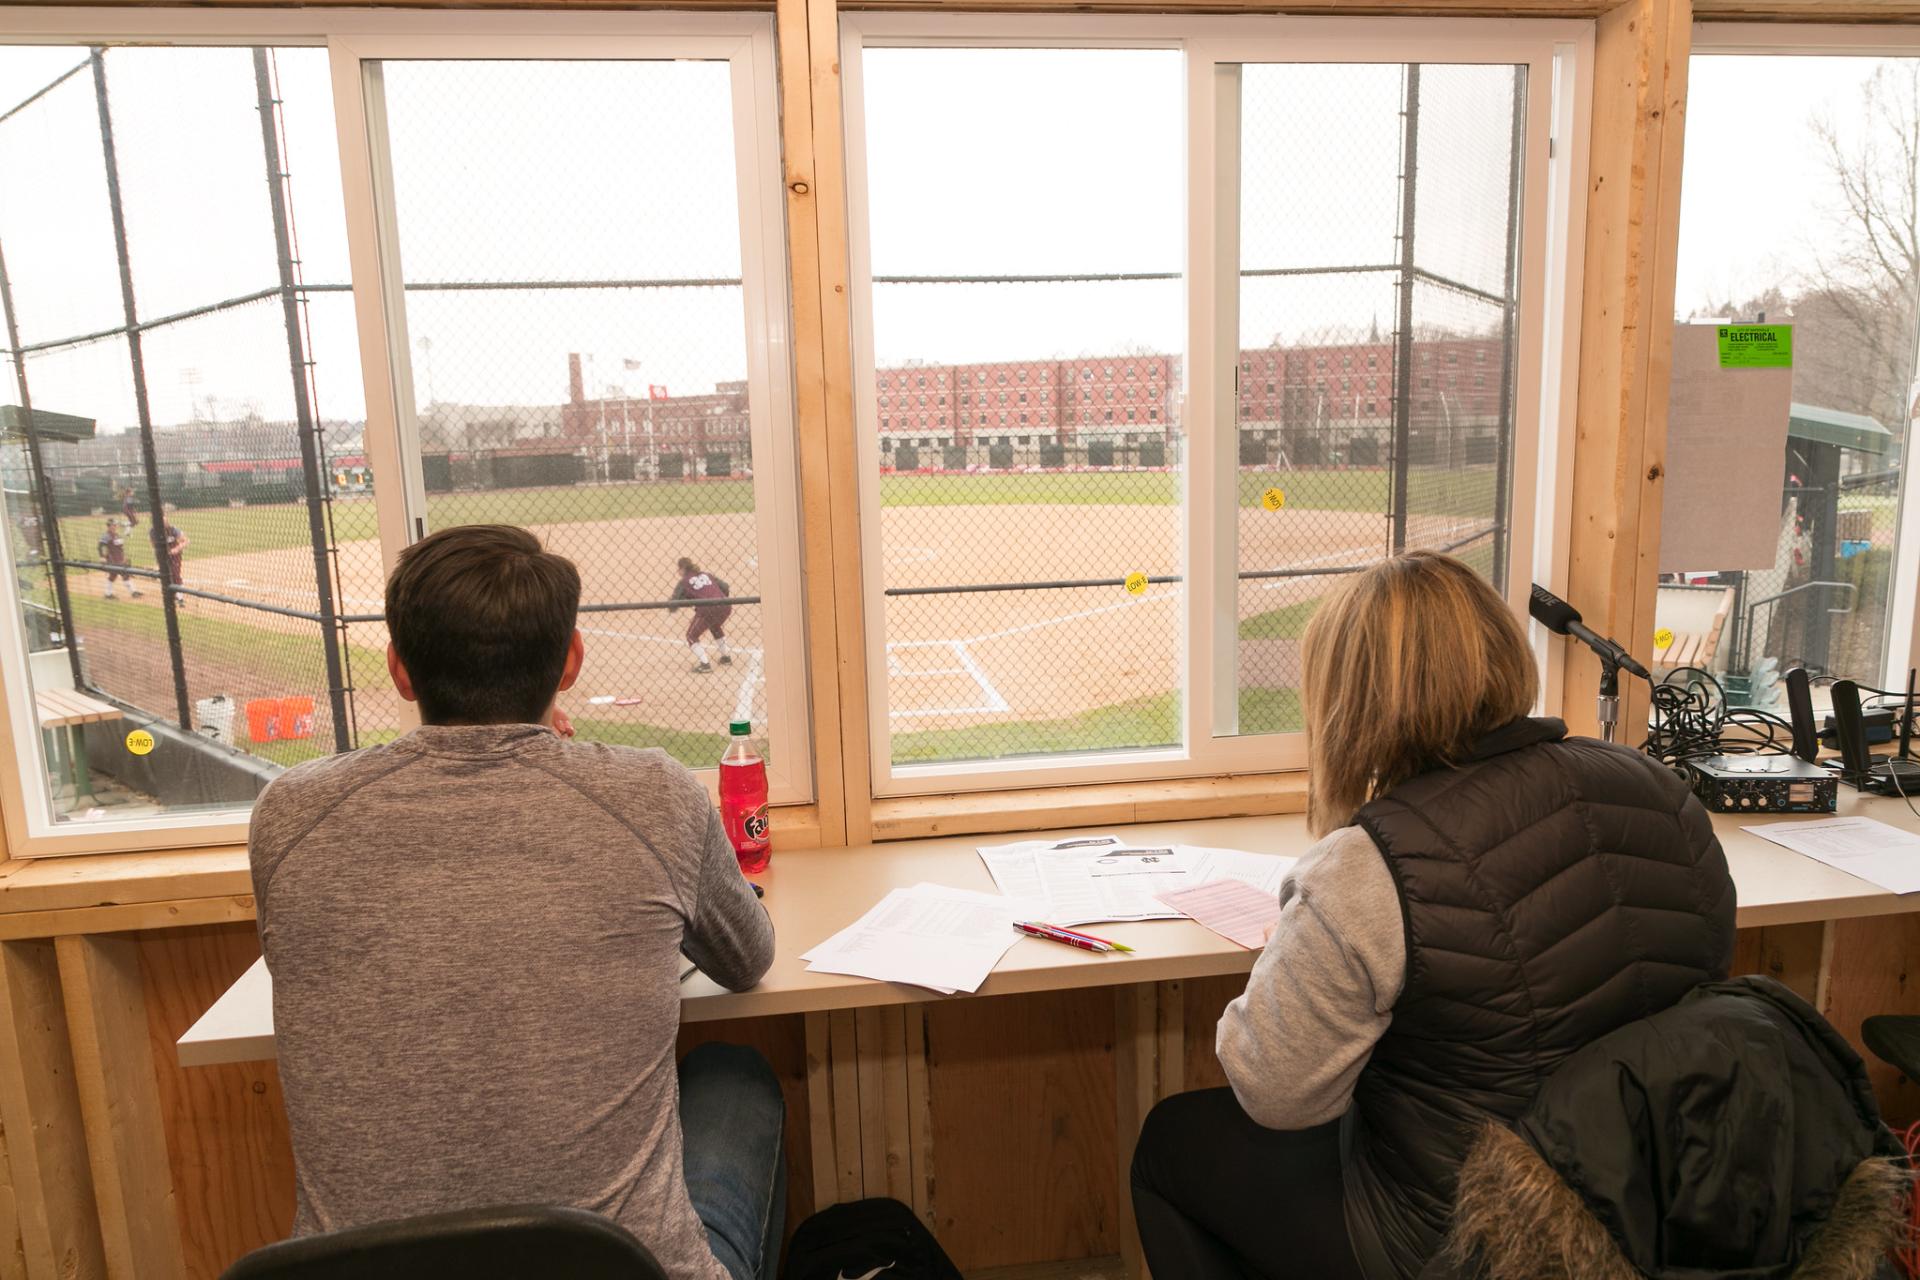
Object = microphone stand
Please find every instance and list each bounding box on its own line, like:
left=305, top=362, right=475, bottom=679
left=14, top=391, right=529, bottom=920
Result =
left=1596, top=656, right=1621, bottom=744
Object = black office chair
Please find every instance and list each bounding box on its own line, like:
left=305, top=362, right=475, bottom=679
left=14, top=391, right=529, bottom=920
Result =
left=1862, top=1015, right=1920, bottom=1082
left=220, top=1204, right=669, bottom=1279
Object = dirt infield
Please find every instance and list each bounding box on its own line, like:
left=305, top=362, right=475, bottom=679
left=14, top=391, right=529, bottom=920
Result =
left=84, top=498, right=1487, bottom=761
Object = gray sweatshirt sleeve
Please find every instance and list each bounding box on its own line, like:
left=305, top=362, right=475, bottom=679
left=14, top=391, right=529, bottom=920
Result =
left=680, top=799, right=776, bottom=993
left=1216, top=824, right=1406, bottom=1130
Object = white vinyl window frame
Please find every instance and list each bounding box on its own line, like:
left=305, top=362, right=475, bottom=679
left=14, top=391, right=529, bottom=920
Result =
left=0, top=9, right=810, bottom=857
left=1687, top=23, right=1920, bottom=695
left=840, top=13, right=1592, bottom=799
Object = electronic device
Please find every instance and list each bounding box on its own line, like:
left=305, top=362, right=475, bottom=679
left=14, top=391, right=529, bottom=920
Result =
left=1785, top=665, right=1819, bottom=763
left=1528, top=584, right=1651, bottom=679
left=1687, top=754, right=1837, bottom=814
left=1819, top=708, right=1898, bottom=749
left=1827, top=678, right=1920, bottom=797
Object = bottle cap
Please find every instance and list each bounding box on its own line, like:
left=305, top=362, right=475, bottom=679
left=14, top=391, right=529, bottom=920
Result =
left=729, top=720, right=751, bottom=736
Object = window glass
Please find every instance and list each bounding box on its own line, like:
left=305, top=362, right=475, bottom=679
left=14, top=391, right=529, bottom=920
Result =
left=1667, top=55, right=1916, bottom=705
left=375, top=59, right=788, bottom=773
left=1, top=46, right=366, bottom=826
left=1230, top=62, right=1525, bottom=735
left=859, top=47, right=1185, bottom=768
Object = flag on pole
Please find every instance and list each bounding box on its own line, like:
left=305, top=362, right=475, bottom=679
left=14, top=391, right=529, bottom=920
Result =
left=648, top=385, right=669, bottom=400
left=623, top=358, right=642, bottom=372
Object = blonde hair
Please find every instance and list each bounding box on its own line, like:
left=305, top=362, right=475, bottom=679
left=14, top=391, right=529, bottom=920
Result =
left=1301, top=550, right=1537, bottom=835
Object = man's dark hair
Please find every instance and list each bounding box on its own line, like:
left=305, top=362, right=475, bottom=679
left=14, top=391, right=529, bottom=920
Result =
left=385, top=524, right=581, bottom=725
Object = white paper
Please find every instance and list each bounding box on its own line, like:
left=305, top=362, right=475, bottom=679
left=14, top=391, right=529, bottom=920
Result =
left=1743, top=817, right=1920, bottom=895
left=977, top=836, right=1296, bottom=926
left=1184, top=846, right=1296, bottom=895
left=803, top=884, right=1034, bottom=994
left=1038, top=845, right=1193, bottom=924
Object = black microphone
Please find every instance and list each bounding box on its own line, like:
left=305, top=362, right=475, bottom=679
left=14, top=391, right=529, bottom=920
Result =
left=1528, top=584, right=1652, bottom=680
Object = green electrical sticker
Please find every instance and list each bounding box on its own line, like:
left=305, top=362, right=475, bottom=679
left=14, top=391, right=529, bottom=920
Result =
left=1717, top=324, right=1792, bottom=368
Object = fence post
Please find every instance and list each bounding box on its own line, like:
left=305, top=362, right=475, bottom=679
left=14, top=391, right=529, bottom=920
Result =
left=1389, top=65, right=1422, bottom=555
left=255, top=49, right=353, bottom=755
left=0, top=240, right=85, bottom=691
left=91, top=48, right=194, bottom=731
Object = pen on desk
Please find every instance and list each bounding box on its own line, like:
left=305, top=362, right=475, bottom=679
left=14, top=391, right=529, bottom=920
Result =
left=1013, top=921, right=1134, bottom=954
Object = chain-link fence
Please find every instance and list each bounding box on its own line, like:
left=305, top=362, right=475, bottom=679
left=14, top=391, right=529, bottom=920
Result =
left=858, top=52, right=1527, bottom=763
left=1, top=48, right=784, bottom=825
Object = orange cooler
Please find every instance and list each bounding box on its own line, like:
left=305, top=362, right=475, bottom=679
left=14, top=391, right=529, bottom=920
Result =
left=280, top=696, right=315, bottom=740
left=245, top=698, right=280, bottom=743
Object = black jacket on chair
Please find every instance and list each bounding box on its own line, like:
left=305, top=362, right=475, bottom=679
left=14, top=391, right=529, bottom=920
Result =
left=1437, top=976, right=1912, bottom=1280
left=1345, top=717, right=1738, bottom=1279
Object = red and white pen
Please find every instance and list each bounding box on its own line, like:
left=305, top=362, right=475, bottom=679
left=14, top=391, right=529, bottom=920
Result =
left=1013, top=921, right=1135, bottom=954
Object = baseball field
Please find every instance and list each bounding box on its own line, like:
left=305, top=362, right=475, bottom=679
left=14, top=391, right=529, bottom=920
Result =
left=36, top=467, right=1496, bottom=773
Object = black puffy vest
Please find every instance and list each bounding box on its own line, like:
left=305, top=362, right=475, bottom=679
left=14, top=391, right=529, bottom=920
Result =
left=1342, top=717, right=1736, bottom=1280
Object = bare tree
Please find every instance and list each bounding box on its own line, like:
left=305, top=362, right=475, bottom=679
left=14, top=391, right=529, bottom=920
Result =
left=1803, top=61, right=1920, bottom=428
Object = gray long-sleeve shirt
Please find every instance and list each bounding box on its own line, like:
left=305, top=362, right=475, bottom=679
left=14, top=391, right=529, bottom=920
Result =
left=249, top=723, right=774, bottom=1279
left=1218, top=824, right=1407, bottom=1130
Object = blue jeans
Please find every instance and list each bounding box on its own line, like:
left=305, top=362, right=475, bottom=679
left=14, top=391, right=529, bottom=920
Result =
left=680, top=1042, right=787, bottom=1280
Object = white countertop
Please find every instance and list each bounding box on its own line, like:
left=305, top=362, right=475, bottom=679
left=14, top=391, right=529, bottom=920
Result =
left=178, top=792, right=1920, bottom=1066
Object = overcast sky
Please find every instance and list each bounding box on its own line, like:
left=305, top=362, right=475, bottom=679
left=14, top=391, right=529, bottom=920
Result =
left=0, top=44, right=1909, bottom=437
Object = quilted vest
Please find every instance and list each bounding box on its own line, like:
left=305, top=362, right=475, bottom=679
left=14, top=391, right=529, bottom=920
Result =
left=1342, top=717, right=1736, bottom=1280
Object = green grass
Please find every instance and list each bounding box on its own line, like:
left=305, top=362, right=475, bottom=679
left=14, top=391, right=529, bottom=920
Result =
left=1237, top=686, right=1305, bottom=737
left=66, top=593, right=389, bottom=688
left=49, top=468, right=1501, bottom=571
left=890, top=685, right=1304, bottom=765
left=54, top=481, right=762, bottom=569
left=1238, top=598, right=1321, bottom=641
left=892, top=691, right=1180, bottom=764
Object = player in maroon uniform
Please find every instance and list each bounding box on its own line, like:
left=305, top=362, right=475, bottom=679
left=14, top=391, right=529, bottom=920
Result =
left=669, top=556, right=732, bottom=674
left=99, top=518, right=140, bottom=599
left=119, top=486, right=139, bottom=528
left=164, top=522, right=190, bottom=605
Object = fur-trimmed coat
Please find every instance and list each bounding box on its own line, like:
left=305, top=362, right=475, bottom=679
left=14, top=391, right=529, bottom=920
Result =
left=1431, top=977, right=1913, bottom=1280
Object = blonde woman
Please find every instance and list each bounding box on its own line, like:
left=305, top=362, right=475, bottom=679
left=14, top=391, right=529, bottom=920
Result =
left=1129, top=551, right=1734, bottom=1280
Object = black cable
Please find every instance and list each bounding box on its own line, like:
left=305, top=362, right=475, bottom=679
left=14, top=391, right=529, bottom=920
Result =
left=1642, top=666, right=1796, bottom=774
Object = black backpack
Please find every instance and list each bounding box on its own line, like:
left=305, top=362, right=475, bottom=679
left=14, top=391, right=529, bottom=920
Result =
left=783, top=1198, right=963, bottom=1280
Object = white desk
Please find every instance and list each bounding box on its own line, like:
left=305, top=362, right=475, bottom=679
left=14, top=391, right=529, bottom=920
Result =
left=177, top=794, right=1920, bottom=1067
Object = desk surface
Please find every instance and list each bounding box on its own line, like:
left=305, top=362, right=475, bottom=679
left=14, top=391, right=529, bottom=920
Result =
left=177, top=793, right=1920, bottom=1067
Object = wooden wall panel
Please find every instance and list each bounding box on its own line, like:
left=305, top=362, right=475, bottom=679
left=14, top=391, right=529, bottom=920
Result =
left=57, top=933, right=186, bottom=1280
left=0, top=940, right=103, bottom=1280
left=677, top=1012, right=817, bottom=1242
left=1561, top=0, right=1692, bottom=736
left=134, top=926, right=292, bottom=1280
left=1728, top=921, right=1827, bottom=1004
left=925, top=988, right=1118, bottom=1272
left=1179, top=973, right=1246, bottom=1095
left=1818, top=913, right=1920, bottom=1128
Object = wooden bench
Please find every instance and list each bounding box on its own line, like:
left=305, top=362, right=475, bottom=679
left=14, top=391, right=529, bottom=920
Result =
left=34, top=688, right=121, bottom=804
left=1653, top=582, right=1735, bottom=675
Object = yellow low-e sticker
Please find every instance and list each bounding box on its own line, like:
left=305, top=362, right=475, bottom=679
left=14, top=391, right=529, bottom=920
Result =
left=1124, top=571, right=1148, bottom=597
left=1261, top=487, right=1286, bottom=511
left=125, top=729, right=154, bottom=756
left=1653, top=628, right=1675, bottom=650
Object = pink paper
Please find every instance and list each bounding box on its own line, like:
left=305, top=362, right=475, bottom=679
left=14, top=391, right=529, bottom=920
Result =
left=1157, top=879, right=1281, bottom=949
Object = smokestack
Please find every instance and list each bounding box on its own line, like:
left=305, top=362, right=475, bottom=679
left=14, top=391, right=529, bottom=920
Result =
left=568, top=353, right=584, bottom=406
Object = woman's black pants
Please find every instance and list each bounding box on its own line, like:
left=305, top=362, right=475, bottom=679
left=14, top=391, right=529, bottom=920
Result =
left=1129, top=1088, right=1368, bottom=1280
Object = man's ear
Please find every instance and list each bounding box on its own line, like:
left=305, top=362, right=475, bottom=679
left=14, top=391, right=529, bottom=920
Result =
left=556, top=629, right=585, bottom=693
left=387, top=642, right=417, bottom=704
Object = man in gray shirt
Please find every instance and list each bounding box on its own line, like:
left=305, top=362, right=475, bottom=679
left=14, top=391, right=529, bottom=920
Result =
left=250, top=524, right=780, bottom=1279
